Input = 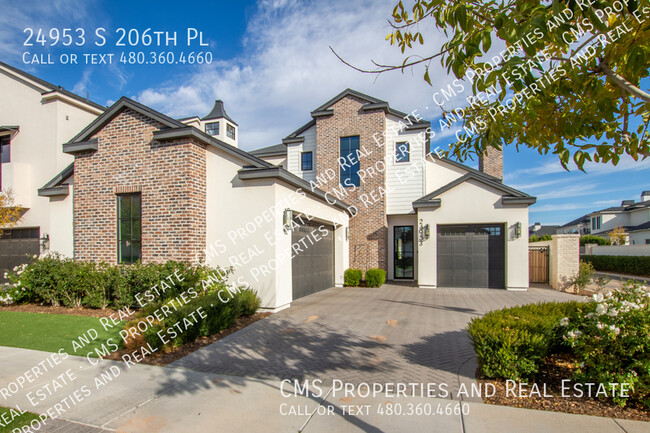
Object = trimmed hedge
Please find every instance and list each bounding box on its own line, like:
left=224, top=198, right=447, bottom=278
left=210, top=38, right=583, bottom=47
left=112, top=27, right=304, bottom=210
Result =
left=580, top=235, right=610, bottom=246
left=581, top=255, right=650, bottom=277
left=344, top=269, right=363, bottom=287
left=467, top=301, right=588, bottom=380
left=365, top=269, right=386, bottom=288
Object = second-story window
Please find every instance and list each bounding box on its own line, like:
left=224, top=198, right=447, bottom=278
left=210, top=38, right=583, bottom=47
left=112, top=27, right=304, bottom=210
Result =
left=205, top=122, right=219, bottom=136
left=340, top=136, right=360, bottom=187
left=1, top=136, right=10, bottom=164
left=227, top=124, right=236, bottom=140
left=396, top=142, right=409, bottom=163
left=301, top=151, right=313, bottom=171
left=592, top=216, right=602, bottom=230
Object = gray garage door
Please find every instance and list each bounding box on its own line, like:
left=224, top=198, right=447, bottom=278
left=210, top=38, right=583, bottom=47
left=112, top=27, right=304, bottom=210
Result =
left=291, top=219, right=335, bottom=300
left=0, top=228, right=40, bottom=282
left=437, top=224, right=505, bottom=289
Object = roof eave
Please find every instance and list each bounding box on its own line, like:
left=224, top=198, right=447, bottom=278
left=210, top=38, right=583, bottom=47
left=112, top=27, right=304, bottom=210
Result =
left=38, top=185, right=70, bottom=197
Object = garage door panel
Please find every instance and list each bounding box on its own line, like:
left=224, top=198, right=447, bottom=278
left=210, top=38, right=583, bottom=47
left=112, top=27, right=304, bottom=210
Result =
left=291, top=220, right=334, bottom=300
left=437, top=224, right=504, bottom=289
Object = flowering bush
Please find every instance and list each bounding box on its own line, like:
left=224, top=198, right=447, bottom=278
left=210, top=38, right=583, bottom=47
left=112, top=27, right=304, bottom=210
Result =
left=563, top=281, right=650, bottom=408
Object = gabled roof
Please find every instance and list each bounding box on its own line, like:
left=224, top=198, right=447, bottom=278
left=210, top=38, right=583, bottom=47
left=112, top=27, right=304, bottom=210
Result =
left=66, top=96, right=186, bottom=144
left=413, top=171, right=535, bottom=209
left=250, top=144, right=287, bottom=158
left=282, top=88, right=430, bottom=144
left=529, top=225, right=560, bottom=237
left=0, top=61, right=106, bottom=112
left=38, top=163, right=74, bottom=197
left=560, top=214, right=590, bottom=227
left=201, top=100, right=237, bottom=126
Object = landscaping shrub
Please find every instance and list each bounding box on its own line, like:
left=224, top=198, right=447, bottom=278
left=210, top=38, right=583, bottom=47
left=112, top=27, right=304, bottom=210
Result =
left=529, top=234, right=552, bottom=243
left=563, top=281, right=650, bottom=408
left=467, top=301, right=587, bottom=380
left=581, top=255, right=650, bottom=277
left=4, top=254, right=246, bottom=310
left=572, top=261, right=595, bottom=294
left=344, top=268, right=363, bottom=287
left=365, top=269, right=386, bottom=288
left=236, top=288, right=261, bottom=316
left=580, top=235, right=611, bottom=246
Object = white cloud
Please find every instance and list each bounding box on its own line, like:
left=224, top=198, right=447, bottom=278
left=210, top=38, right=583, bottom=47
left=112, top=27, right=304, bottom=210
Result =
left=135, top=0, right=450, bottom=150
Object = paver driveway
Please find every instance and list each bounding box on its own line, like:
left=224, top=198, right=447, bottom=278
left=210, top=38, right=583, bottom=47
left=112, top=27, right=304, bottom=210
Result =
left=173, top=285, right=579, bottom=394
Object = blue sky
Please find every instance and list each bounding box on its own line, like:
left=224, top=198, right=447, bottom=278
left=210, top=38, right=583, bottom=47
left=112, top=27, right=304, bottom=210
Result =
left=1, top=0, right=649, bottom=226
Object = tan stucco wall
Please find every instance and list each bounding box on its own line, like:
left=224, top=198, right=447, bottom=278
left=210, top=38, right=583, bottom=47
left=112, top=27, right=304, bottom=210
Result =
left=416, top=179, right=530, bottom=290
left=0, top=66, right=100, bottom=253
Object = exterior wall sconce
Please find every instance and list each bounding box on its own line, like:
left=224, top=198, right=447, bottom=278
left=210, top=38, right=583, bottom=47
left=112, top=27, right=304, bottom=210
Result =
left=40, top=233, right=50, bottom=252
left=424, top=224, right=430, bottom=239
left=283, top=209, right=292, bottom=232
left=345, top=227, right=350, bottom=240
left=515, top=222, right=522, bottom=238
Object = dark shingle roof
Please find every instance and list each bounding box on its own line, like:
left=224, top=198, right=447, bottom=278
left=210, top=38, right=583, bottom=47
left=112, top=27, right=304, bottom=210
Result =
left=0, top=61, right=105, bottom=111
left=250, top=144, right=287, bottom=157
left=201, top=100, right=237, bottom=126
left=561, top=214, right=591, bottom=228
left=529, top=225, right=560, bottom=237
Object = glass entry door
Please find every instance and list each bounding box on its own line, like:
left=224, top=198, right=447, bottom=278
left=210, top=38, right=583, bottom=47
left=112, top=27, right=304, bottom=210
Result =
left=394, top=226, right=414, bottom=279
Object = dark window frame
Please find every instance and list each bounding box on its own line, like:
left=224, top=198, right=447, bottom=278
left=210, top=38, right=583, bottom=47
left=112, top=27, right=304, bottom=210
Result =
left=205, top=121, right=219, bottom=136
left=340, top=136, right=360, bottom=187
left=117, top=193, right=142, bottom=264
left=226, top=124, right=236, bottom=140
left=395, top=141, right=410, bottom=163
left=301, top=151, right=313, bottom=171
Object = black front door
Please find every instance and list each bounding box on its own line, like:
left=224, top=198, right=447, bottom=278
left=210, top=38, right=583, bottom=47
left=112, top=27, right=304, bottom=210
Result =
left=394, top=226, right=414, bottom=279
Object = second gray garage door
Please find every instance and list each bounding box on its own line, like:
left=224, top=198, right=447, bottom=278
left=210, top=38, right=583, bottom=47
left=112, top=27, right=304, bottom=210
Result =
left=291, top=219, right=335, bottom=300
left=437, top=224, right=505, bottom=289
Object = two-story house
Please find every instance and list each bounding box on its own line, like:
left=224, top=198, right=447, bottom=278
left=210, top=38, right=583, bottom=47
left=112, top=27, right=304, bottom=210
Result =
left=0, top=62, right=104, bottom=278
left=252, top=89, right=535, bottom=290
left=586, top=191, right=650, bottom=244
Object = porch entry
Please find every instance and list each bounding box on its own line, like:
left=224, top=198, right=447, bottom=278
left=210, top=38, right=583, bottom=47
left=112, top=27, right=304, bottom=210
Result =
left=393, top=226, right=414, bottom=279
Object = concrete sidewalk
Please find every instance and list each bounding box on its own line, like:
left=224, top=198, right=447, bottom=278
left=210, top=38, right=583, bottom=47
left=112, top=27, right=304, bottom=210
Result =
left=1, top=347, right=648, bottom=433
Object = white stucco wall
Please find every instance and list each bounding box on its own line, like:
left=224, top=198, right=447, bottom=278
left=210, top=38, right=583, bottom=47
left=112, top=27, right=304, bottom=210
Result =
left=630, top=230, right=650, bottom=245
left=629, top=208, right=649, bottom=226
left=0, top=66, right=101, bottom=253
left=47, top=190, right=74, bottom=258
left=257, top=155, right=287, bottom=168
left=204, top=147, right=348, bottom=311
left=425, top=159, right=466, bottom=193
left=387, top=214, right=418, bottom=280
left=416, top=179, right=530, bottom=290
left=590, top=243, right=650, bottom=256
left=592, top=213, right=626, bottom=235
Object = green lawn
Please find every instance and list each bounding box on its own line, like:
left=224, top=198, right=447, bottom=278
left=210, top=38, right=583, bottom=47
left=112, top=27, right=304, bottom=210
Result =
left=0, top=311, right=123, bottom=357
left=0, top=406, right=41, bottom=433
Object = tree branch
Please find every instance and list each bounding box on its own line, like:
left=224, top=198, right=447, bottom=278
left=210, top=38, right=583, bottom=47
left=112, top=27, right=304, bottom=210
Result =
left=597, top=62, right=650, bottom=103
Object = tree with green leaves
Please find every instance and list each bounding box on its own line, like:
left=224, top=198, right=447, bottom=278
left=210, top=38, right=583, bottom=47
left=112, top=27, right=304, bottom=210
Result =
left=335, top=0, right=650, bottom=169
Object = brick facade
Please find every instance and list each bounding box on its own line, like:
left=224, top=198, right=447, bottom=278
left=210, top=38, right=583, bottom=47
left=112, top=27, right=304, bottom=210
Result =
left=478, top=148, right=503, bottom=180
left=314, top=95, right=387, bottom=271
left=73, top=107, right=206, bottom=263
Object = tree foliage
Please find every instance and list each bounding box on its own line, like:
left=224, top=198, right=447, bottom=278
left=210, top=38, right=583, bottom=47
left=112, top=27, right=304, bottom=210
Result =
left=340, top=0, right=650, bottom=169
left=0, top=189, right=22, bottom=231
left=608, top=225, right=628, bottom=244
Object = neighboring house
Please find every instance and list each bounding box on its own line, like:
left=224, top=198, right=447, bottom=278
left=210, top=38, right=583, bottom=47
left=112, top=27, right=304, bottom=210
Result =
left=252, top=89, right=535, bottom=290
left=587, top=191, right=650, bottom=245
left=558, top=214, right=591, bottom=235
left=0, top=62, right=104, bottom=277
left=528, top=222, right=560, bottom=238
left=39, top=96, right=351, bottom=311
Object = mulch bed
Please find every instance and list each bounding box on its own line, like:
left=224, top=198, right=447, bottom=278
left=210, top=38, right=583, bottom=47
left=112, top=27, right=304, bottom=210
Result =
left=478, top=354, right=650, bottom=421
left=0, top=304, right=127, bottom=318
left=104, top=312, right=271, bottom=366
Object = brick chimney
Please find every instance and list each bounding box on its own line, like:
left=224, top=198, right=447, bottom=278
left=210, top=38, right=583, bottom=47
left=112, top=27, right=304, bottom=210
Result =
left=478, top=148, right=503, bottom=180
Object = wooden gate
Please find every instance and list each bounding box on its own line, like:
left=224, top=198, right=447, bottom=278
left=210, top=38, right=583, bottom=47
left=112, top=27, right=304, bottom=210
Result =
left=529, top=246, right=549, bottom=284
